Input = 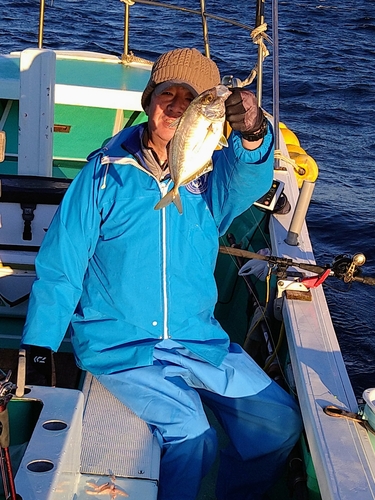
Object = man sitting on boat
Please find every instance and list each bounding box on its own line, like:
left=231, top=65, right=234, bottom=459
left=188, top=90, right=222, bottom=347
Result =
left=21, top=47, right=302, bottom=500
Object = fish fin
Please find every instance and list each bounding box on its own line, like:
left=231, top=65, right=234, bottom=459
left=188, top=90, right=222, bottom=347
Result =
left=219, top=134, right=229, bottom=147
left=173, top=192, right=183, bottom=214
left=154, top=186, right=183, bottom=214
left=200, top=159, right=213, bottom=175
left=154, top=190, right=175, bottom=211
left=215, top=135, right=228, bottom=150
left=182, top=160, right=213, bottom=186
left=191, top=124, right=217, bottom=154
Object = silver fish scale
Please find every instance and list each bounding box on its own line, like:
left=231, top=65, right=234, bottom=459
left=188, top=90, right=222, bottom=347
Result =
left=169, top=85, right=230, bottom=188
left=154, top=85, right=230, bottom=213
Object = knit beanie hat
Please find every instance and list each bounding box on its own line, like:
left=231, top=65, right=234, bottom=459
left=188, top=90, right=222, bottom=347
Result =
left=141, top=48, right=221, bottom=110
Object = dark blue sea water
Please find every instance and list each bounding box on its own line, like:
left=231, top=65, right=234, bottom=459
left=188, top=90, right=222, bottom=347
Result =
left=1, top=0, right=374, bottom=395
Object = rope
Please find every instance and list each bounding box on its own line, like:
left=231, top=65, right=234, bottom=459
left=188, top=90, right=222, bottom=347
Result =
left=241, top=23, right=271, bottom=87
left=252, top=23, right=271, bottom=58
left=274, top=149, right=306, bottom=176
left=121, top=51, right=153, bottom=65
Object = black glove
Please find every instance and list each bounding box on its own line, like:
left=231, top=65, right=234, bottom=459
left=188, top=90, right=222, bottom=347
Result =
left=26, top=346, right=56, bottom=386
left=225, top=88, right=267, bottom=141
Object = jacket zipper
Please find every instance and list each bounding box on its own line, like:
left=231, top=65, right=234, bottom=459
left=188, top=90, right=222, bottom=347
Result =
left=102, top=154, right=172, bottom=340
left=159, top=182, right=170, bottom=340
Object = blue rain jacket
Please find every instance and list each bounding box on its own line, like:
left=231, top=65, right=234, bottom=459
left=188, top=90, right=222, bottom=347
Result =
left=22, top=123, right=274, bottom=374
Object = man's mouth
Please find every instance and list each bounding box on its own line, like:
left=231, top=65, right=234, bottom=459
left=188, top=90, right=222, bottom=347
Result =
left=164, top=117, right=178, bottom=129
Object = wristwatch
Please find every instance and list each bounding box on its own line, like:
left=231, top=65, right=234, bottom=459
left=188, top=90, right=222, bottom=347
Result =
left=241, top=115, right=268, bottom=142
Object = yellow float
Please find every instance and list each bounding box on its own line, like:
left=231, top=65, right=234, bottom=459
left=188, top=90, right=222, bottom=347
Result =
left=285, top=144, right=306, bottom=156
left=222, top=120, right=319, bottom=188
left=289, top=152, right=319, bottom=187
left=280, top=126, right=300, bottom=147
left=279, top=123, right=319, bottom=188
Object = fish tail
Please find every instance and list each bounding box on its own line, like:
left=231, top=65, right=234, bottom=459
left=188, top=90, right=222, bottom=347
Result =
left=173, top=192, right=183, bottom=214
left=154, top=187, right=183, bottom=214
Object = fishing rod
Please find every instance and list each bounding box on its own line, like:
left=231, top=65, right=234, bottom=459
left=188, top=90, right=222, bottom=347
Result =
left=0, top=370, right=18, bottom=500
left=219, top=246, right=375, bottom=286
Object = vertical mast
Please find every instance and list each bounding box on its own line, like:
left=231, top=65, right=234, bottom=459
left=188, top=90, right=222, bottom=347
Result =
left=38, top=0, right=46, bottom=48
left=255, top=0, right=265, bottom=106
left=199, top=0, right=210, bottom=58
left=272, top=0, right=280, bottom=154
left=123, top=2, right=130, bottom=58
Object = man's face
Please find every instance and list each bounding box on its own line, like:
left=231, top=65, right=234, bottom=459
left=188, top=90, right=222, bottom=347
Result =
left=146, top=85, right=195, bottom=145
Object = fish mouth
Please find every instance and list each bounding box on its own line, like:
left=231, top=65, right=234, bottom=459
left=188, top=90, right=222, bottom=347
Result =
left=216, top=84, right=232, bottom=100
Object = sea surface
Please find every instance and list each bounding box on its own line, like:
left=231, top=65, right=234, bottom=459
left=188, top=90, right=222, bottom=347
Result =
left=1, top=0, right=374, bottom=395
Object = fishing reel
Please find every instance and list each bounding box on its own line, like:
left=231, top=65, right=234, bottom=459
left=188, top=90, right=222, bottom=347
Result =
left=0, top=370, right=16, bottom=410
left=330, top=253, right=366, bottom=283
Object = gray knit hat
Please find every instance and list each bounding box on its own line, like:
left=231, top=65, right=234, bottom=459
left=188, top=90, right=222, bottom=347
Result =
left=141, top=48, right=221, bottom=110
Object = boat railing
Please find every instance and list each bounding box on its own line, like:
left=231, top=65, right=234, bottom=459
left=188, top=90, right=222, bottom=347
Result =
left=35, top=0, right=271, bottom=108
left=120, top=0, right=255, bottom=59
left=119, top=0, right=270, bottom=108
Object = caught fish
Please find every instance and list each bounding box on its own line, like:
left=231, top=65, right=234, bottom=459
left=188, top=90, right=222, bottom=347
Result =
left=154, top=84, right=231, bottom=214
left=85, top=474, right=129, bottom=498
left=85, top=482, right=129, bottom=497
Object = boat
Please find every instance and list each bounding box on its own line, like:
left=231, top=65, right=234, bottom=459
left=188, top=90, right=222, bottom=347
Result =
left=1, top=1, right=375, bottom=499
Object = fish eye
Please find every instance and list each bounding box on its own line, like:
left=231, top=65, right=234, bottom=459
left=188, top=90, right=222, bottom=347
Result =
left=202, top=95, right=213, bottom=104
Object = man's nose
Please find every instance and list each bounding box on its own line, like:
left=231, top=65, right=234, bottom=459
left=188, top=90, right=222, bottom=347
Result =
left=168, top=97, right=188, bottom=114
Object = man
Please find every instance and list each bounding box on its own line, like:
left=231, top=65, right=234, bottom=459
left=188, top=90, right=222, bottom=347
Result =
left=22, top=48, right=301, bottom=500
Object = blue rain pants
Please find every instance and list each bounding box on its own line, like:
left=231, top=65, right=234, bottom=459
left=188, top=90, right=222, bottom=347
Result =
left=97, top=342, right=302, bottom=500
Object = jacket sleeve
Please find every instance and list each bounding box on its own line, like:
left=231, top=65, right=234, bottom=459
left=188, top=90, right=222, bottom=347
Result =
left=21, top=155, right=104, bottom=351
left=209, top=125, right=274, bottom=236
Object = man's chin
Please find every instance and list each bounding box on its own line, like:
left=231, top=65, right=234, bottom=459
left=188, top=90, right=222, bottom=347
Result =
left=161, top=128, right=175, bottom=142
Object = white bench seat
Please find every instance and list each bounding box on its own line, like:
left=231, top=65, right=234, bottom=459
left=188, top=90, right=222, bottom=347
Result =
left=80, top=373, right=160, bottom=482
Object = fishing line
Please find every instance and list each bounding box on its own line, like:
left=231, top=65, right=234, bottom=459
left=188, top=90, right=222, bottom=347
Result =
left=218, top=232, right=275, bottom=350
left=322, top=281, right=353, bottom=293
left=217, top=209, right=268, bottom=308
left=216, top=271, right=241, bottom=305
left=218, top=234, right=296, bottom=394
left=214, top=144, right=289, bottom=381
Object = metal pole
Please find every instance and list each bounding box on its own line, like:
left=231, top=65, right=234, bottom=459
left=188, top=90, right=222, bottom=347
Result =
left=255, top=0, right=265, bottom=106
left=0, top=370, right=17, bottom=500
left=199, top=0, right=210, bottom=58
left=38, top=0, right=46, bottom=48
left=123, top=2, right=130, bottom=58
left=285, top=181, right=316, bottom=246
left=272, top=0, right=280, bottom=153
left=0, top=440, right=17, bottom=500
